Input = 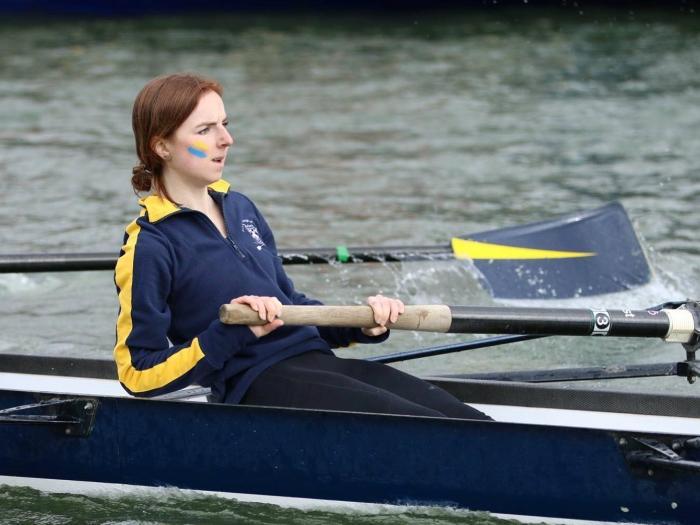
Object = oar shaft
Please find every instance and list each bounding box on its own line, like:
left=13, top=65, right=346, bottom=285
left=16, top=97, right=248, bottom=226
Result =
left=448, top=306, right=680, bottom=339
left=0, top=246, right=454, bottom=273
left=218, top=304, right=697, bottom=342
left=0, top=253, right=117, bottom=273
left=278, top=245, right=453, bottom=264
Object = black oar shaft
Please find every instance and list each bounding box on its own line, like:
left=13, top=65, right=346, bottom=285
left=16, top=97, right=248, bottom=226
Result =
left=278, top=245, right=452, bottom=264
left=0, top=245, right=454, bottom=273
left=448, top=306, right=673, bottom=339
left=0, top=253, right=117, bottom=273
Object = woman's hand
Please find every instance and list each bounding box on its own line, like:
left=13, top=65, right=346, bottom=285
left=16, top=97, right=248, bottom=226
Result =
left=362, top=294, right=405, bottom=337
left=230, top=295, right=284, bottom=338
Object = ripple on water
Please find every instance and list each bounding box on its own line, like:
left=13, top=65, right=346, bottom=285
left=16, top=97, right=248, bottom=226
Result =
left=0, top=484, right=529, bottom=525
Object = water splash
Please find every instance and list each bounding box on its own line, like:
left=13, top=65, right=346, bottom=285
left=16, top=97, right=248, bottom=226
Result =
left=0, top=273, right=62, bottom=296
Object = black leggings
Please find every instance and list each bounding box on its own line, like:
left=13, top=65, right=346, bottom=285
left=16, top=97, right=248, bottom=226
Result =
left=240, top=351, right=491, bottom=420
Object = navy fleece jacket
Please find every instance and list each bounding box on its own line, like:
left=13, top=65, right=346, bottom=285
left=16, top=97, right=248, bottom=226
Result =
left=114, top=179, right=387, bottom=403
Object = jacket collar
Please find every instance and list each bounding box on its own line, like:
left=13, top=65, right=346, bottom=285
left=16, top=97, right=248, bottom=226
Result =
left=139, top=179, right=231, bottom=223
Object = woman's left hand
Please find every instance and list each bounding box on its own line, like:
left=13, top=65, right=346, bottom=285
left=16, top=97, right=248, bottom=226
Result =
left=362, top=294, right=405, bottom=337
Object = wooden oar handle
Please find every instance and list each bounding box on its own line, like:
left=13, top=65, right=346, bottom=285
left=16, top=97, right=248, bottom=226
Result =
left=219, top=304, right=453, bottom=332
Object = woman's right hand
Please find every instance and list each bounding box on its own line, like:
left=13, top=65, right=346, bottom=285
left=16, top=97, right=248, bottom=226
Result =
left=230, top=295, right=284, bottom=338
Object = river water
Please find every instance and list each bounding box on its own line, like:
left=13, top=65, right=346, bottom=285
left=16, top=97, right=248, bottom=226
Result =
left=1, top=6, right=699, bottom=524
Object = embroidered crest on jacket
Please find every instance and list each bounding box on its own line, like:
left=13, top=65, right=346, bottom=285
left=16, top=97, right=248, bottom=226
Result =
left=241, top=219, right=265, bottom=250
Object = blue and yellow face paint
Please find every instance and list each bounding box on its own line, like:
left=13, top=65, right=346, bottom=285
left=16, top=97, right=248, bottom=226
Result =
left=187, top=140, right=209, bottom=159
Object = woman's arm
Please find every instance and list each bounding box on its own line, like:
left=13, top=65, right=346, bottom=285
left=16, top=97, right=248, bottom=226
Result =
left=114, top=219, right=257, bottom=397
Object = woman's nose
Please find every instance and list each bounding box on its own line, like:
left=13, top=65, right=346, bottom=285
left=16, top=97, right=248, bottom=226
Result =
left=220, top=126, right=234, bottom=147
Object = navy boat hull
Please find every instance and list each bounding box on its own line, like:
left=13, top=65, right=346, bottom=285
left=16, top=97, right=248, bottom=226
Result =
left=1, top=387, right=699, bottom=524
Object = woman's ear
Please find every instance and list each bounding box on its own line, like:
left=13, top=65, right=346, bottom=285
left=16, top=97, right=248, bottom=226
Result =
left=151, top=137, right=172, bottom=161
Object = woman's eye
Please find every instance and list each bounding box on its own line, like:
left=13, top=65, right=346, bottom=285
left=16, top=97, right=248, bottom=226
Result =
left=198, top=127, right=209, bottom=135
left=223, top=121, right=229, bottom=128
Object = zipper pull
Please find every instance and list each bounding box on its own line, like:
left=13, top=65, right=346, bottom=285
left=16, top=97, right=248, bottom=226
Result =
left=228, top=237, right=246, bottom=259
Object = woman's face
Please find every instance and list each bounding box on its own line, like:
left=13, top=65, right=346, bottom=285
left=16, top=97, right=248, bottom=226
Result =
left=161, top=90, right=234, bottom=187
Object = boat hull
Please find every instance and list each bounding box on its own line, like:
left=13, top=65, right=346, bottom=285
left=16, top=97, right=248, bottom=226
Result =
left=1, top=387, right=698, bottom=524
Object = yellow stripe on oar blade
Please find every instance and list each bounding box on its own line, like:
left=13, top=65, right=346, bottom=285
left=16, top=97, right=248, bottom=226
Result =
left=451, top=238, right=596, bottom=260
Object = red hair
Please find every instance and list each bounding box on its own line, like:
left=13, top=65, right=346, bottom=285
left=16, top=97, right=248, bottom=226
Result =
left=131, top=73, right=223, bottom=202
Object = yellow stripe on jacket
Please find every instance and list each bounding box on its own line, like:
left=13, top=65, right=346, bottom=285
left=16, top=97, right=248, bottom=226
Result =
left=113, top=216, right=206, bottom=394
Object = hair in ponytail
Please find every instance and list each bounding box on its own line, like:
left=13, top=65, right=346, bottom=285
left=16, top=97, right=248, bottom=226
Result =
left=131, top=163, right=152, bottom=193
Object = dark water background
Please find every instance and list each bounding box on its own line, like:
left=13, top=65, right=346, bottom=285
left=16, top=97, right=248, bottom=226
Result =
left=1, top=6, right=699, bottom=524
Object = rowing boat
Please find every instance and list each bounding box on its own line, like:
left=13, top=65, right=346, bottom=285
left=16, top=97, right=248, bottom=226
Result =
left=2, top=301, right=700, bottom=525
left=1, top=202, right=695, bottom=523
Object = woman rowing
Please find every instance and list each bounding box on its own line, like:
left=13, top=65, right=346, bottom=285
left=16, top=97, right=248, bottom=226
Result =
left=114, top=73, right=489, bottom=420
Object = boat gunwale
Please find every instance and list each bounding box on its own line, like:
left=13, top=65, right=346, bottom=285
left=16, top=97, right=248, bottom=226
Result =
left=1, top=373, right=700, bottom=424
left=432, top=377, right=700, bottom=419
left=2, top=351, right=700, bottom=418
